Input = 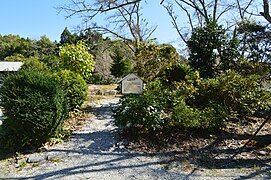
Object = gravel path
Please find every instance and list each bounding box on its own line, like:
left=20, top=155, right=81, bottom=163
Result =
left=0, top=98, right=270, bottom=179
left=0, top=98, right=184, bottom=179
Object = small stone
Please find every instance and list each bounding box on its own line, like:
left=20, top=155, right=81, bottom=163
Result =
left=27, top=154, right=46, bottom=163
left=102, top=103, right=110, bottom=108
left=257, top=150, right=268, bottom=156
left=104, top=90, right=110, bottom=96
left=46, top=152, right=59, bottom=160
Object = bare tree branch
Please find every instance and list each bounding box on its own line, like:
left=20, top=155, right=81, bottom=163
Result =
left=163, top=4, right=188, bottom=44
left=175, top=0, right=194, bottom=30
left=261, top=0, right=271, bottom=23
left=59, top=0, right=156, bottom=45
left=213, top=0, right=218, bottom=21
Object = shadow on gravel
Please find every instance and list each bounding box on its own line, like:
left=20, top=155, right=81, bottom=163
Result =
left=3, top=133, right=180, bottom=179
left=2, top=101, right=183, bottom=179
left=84, top=106, right=113, bottom=120
left=2, top=101, right=270, bottom=179
left=6, top=154, right=178, bottom=180
left=163, top=131, right=271, bottom=179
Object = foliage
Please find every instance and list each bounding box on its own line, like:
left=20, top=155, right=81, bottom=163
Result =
left=59, top=41, right=95, bottom=81
left=19, top=57, right=49, bottom=72
left=35, top=36, right=58, bottom=57
left=53, top=70, right=88, bottom=111
left=0, top=70, right=68, bottom=150
left=111, top=58, right=133, bottom=78
left=41, top=54, right=62, bottom=71
left=80, top=30, right=113, bottom=81
left=114, top=78, right=227, bottom=134
left=4, top=54, right=27, bottom=62
left=237, top=20, right=271, bottom=62
left=163, top=63, right=195, bottom=85
left=187, top=21, right=239, bottom=78
left=172, top=100, right=226, bottom=130
left=88, top=74, right=116, bottom=85
left=114, top=67, right=271, bottom=136
left=59, top=28, right=114, bottom=83
left=110, top=41, right=134, bottom=78
left=135, top=43, right=181, bottom=82
left=0, top=35, right=34, bottom=60
left=60, top=27, right=77, bottom=45
left=0, top=35, right=57, bottom=61
left=114, top=95, right=164, bottom=134
left=191, top=70, right=271, bottom=117
left=232, top=57, right=270, bottom=77
left=114, top=80, right=170, bottom=133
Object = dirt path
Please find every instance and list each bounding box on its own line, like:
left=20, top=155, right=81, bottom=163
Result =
left=0, top=98, right=270, bottom=179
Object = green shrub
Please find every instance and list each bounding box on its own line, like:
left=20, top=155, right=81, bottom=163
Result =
left=59, top=41, right=95, bottom=81
left=172, top=100, right=227, bottom=130
left=114, top=80, right=172, bottom=135
left=53, top=70, right=88, bottom=111
left=192, top=70, right=271, bottom=117
left=163, top=63, right=190, bottom=84
left=187, top=21, right=239, bottom=78
left=135, top=43, right=181, bottom=82
left=114, top=94, right=167, bottom=135
left=20, top=57, right=49, bottom=71
left=0, top=70, right=68, bottom=150
left=114, top=69, right=271, bottom=137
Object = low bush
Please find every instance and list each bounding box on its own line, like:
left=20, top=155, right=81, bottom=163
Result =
left=172, top=100, right=227, bottom=130
left=114, top=94, right=164, bottom=134
left=163, top=63, right=192, bottom=84
left=19, top=57, right=49, bottom=72
left=114, top=69, right=270, bottom=137
left=53, top=70, right=88, bottom=111
left=192, top=70, right=271, bottom=117
left=0, top=70, right=68, bottom=150
left=114, top=80, right=173, bottom=135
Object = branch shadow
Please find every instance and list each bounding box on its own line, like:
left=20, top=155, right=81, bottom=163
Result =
left=1, top=100, right=184, bottom=179
left=2, top=130, right=183, bottom=179
left=179, top=129, right=271, bottom=179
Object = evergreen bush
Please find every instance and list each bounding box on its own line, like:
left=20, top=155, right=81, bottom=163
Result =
left=0, top=70, right=68, bottom=150
left=53, top=70, right=88, bottom=111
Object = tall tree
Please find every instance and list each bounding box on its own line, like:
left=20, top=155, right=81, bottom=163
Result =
left=162, top=0, right=260, bottom=44
left=60, top=27, right=77, bottom=45
left=187, top=21, right=239, bottom=78
left=237, top=20, right=271, bottom=62
left=59, top=41, right=95, bottom=81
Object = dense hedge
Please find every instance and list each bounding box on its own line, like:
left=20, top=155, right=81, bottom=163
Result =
left=53, top=70, right=88, bottom=111
left=0, top=70, right=68, bottom=150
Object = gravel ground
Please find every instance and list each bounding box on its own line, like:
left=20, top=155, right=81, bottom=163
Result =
left=0, top=98, right=270, bottom=179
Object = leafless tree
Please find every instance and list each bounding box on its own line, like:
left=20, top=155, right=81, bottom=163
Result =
left=59, top=0, right=159, bottom=52
left=59, top=0, right=267, bottom=46
left=161, top=0, right=261, bottom=44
